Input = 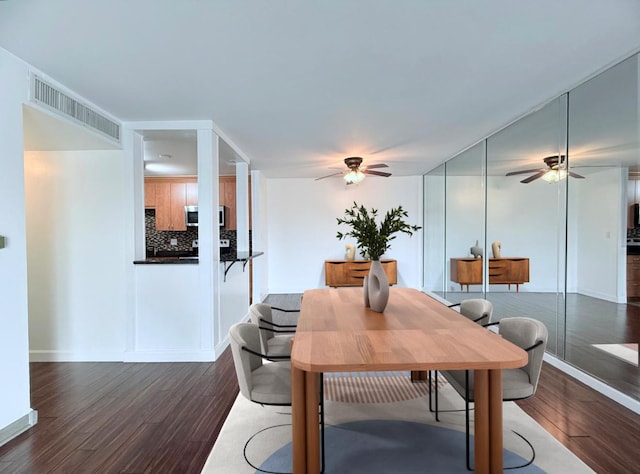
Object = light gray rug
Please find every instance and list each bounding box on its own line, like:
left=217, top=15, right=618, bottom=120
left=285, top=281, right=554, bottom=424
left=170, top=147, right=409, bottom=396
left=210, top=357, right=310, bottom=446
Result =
left=203, top=374, right=594, bottom=473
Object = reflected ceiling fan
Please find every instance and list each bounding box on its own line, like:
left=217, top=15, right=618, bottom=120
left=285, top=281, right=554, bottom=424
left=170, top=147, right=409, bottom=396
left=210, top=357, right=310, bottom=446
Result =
left=506, top=155, right=585, bottom=183
left=315, top=157, right=391, bottom=184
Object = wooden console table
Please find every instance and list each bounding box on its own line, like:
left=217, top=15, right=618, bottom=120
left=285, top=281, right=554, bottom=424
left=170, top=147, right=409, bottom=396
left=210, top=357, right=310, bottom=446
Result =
left=450, top=257, right=529, bottom=292
left=324, top=259, right=397, bottom=287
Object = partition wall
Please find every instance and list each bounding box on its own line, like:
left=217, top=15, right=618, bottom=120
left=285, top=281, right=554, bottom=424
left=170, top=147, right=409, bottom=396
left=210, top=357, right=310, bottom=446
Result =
left=423, top=53, right=639, bottom=402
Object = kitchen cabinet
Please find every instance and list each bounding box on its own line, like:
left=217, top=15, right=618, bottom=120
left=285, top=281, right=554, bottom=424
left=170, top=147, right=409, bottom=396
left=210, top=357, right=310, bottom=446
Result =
left=144, top=182, right=157, bottom=208
left=145, top=177, right=197, bottom=231
left=450, top=257, right=530, bottom=292
left=219, top=176, right=237, bottom=230
left=627, top=255, right=640, bottom=298
left=324, top=259, right=397, bottom=287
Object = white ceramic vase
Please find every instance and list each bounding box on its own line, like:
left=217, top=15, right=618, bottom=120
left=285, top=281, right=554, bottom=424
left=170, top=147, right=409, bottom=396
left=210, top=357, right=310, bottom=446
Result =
left=368, top=260, right=389, bottom=313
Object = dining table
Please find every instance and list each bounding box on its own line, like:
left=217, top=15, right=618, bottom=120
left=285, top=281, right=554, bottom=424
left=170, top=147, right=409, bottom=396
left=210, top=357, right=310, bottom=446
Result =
left=290, top=287, right=528, bottom=474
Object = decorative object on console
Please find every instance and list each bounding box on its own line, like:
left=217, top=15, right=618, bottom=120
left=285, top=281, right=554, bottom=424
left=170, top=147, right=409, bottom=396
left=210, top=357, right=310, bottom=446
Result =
left=345, top=243, right=356, bottom=260
left=336, top=202, right=421, bottom=312
left=470, top=240, right=482, bottom=258
left=492, top=241, right=502, bottom=258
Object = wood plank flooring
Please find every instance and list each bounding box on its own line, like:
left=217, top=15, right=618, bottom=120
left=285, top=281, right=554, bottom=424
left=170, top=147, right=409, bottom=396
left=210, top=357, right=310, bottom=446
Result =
left=0, top=354, right=238, bottom=474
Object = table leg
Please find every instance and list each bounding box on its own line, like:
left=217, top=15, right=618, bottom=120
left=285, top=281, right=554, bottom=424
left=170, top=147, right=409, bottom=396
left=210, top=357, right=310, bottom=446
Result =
left=305, top=372, right=320, bottom=474
left=474, top=369, right=490, bottom=474
left=291, top=365, right=307, bottom=473
left=488, top=369, right=503, bottom=473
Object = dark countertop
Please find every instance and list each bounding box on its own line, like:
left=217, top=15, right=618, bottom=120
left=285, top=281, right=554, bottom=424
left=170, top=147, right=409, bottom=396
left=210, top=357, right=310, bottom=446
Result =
left=134, top=251, right=264, bottom=265
left=134, top=256, right=199, bottom=264
left=220, top=250, right=264, bottom=262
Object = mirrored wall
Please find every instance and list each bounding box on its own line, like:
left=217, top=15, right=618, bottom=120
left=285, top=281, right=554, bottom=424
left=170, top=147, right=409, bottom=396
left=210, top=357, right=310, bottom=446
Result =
left=423, top=52, right=640, bottom=401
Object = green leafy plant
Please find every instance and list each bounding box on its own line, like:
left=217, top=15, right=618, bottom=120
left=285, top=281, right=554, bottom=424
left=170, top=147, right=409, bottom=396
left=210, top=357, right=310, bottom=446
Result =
left=336, top=202, right=422, bottom=260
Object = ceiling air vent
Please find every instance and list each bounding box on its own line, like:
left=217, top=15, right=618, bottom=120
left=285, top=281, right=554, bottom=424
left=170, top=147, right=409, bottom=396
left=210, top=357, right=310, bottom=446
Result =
left=30, top=75, right=121, bottom=143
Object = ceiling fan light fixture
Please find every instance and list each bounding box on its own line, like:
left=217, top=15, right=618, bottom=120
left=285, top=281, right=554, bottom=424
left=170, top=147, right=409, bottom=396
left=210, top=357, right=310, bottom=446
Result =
left=541, top=169, right=567, bottom=183
left=344, top=169, right=365, bottom=184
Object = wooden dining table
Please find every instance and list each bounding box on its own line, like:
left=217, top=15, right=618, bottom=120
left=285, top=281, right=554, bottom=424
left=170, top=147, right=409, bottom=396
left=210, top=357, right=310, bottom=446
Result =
left=290, top=287, right=528, bottom=474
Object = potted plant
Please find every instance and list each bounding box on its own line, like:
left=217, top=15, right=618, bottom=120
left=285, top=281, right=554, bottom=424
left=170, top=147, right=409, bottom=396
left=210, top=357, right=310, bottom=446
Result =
left=336, top=202, right=421, bottom=312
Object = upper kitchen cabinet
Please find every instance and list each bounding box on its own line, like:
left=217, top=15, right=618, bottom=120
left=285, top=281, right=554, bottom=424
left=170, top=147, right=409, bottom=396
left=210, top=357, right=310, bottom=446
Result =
left=219, top=176, right=237, bottom=230
left=145, top=177, right=197, bottom=231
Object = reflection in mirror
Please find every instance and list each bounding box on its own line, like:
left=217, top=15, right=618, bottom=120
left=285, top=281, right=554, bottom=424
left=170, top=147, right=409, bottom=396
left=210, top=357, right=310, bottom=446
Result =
left=565, top=54, right=639, bottom=399
left=486, top=95, right=567, bottom=356
left=444, top=142, right=486, bottom=303
left=219, top=138, right=239, bottom=253
left=424, top=165, right=445, bottom=294
left=142, top=130, right=198, bottom=259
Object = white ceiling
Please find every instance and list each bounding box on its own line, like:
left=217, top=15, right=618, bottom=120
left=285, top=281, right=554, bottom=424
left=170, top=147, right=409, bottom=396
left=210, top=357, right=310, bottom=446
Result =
left=3, top=1, right=640, bottom=179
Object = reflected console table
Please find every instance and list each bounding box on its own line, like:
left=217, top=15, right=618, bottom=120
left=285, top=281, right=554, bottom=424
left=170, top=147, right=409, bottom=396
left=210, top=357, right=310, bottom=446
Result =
left=450, top=257, right=529, bottom=292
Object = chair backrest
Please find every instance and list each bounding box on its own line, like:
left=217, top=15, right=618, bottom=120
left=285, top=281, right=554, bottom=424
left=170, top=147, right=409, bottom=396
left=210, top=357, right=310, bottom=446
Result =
left=229, top=322, right=264, bottom=401
left=499, top=317, right=548, bottom=393
left=249, top=303, right=274, bottom=350
left=459, top=299, right=493, bottom=326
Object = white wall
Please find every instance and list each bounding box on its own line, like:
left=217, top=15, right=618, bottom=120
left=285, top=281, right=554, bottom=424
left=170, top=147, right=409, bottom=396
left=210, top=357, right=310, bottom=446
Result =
left=24, top=150, right=128, bottom=360
left=265, top=176, right=423, bottom=293
left=573, top=168, right=626, bottom=302
left=0, top=48, right=34, bottom=439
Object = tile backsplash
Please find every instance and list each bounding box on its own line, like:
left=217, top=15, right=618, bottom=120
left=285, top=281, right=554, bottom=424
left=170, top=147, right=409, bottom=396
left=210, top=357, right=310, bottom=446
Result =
left=145, top=209, right=198, bottom=252
left=145, top=209, right=245, bottom=253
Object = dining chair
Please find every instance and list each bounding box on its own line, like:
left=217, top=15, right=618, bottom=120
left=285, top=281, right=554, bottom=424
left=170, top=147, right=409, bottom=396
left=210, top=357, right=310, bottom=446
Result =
left=249, top=303, right=298, bottom=358
left=429, top=299, right=494, bottom=418
left=229, top=322, right=325, bottom=473
left=449, top=298, right=494, bottom=325
left=434, top=317, right=548, bottom=470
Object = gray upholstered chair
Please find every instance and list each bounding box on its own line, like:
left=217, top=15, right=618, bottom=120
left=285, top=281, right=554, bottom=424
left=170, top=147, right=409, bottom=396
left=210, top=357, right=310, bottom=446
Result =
left=249, top=303, right=298, bottom=358
left=436, top=317, right=548, bottom=470
left=229, top=322, right=325, bottom=471
left=449, top=298, right=494, bottom=325
left=429, top=299, right=494, bottom=416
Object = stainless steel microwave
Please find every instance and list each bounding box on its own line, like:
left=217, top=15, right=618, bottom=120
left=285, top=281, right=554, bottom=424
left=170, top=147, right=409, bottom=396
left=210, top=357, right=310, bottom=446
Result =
left=219, top=206, right=225, bottom=227
left=185, top=206, right=198, bottom=227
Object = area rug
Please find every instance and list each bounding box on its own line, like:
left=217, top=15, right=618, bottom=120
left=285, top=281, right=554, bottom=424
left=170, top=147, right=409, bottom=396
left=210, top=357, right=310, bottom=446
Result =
left=592, top=343, right=639, bottom=366
left=202, top=373, right=594, bottom=473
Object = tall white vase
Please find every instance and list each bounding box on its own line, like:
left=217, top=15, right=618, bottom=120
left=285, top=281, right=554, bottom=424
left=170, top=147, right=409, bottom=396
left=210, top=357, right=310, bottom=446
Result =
left=368, top=260, right=389, bottom=313
left=363, top=276, right=370, bottom=307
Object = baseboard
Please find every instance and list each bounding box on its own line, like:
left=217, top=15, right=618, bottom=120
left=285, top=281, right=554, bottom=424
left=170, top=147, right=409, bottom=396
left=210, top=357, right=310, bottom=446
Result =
left=123, top=350, right=216, bottom=362
left=30, top=350, right=125, bottom=362
left=544, top=353, right=640, bottom=414
left=0, top=410, right=38, bottom=448
left=30, top=349, right=217, bottom=362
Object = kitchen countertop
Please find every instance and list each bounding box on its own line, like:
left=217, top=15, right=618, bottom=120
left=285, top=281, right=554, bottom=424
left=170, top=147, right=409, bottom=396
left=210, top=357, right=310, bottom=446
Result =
left=133, top=256, right=199, bottom=264
left=133, top=251, right=264, bottom=265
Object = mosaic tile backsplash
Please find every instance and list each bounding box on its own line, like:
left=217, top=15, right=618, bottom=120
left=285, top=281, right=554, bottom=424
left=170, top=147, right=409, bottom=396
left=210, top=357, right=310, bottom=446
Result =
left=145, top=209, right=243, bottom=254
left=145, top=209, right=199, bottom=253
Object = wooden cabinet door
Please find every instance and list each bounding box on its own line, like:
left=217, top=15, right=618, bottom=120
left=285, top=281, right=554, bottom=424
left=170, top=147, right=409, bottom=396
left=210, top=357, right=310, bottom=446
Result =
left=186, top=182, right=198, bottom=206
left=220, top=177, right=237, bottom=230
left=169, top=183, right=187, bottom=231
left=154, top=183, right=172, bottom=230
left=144, top=182, right=156, bottom=208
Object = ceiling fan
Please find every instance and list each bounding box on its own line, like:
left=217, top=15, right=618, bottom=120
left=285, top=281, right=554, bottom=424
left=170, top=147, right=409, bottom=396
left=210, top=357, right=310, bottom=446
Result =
left=315, top=157, right=392, bottom=184
left=505, top=155, right=585, bottom=183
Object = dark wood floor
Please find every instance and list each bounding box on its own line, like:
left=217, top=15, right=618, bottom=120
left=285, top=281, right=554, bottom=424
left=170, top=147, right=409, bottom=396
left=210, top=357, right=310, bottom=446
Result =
left=1, top=354, right=639, bottom=473
left=0, top=355, right=238, bottom=474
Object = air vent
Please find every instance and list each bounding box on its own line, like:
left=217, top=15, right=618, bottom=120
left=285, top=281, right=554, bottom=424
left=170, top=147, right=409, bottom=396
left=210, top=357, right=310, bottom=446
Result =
left=30, top=75, right=121, bottom=143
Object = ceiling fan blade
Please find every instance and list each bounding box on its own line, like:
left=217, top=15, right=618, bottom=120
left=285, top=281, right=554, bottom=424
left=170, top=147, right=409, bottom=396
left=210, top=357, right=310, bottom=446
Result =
left=520, top=171, right=545, bottom=183
left=506, top=168, right=545, bottom=176
left=568, top=171, right=585, bottom=179
left=314, top=171, right=343, bottom=181
left=364, top=163, right=389, bottom=169
left=363, top=170, right=392, bottom=177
